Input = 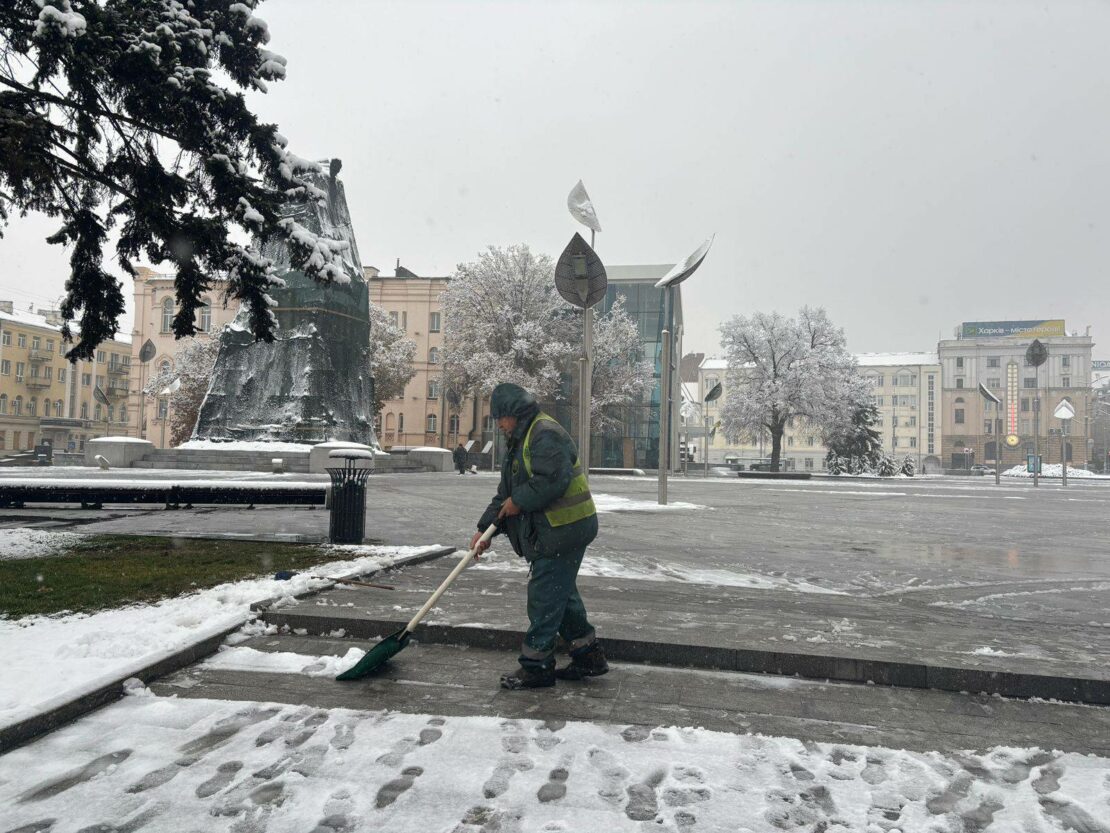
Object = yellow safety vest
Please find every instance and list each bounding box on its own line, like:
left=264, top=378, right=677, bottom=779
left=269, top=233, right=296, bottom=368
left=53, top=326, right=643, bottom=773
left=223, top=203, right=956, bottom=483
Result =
left=521, top=413, right=597, bottom=527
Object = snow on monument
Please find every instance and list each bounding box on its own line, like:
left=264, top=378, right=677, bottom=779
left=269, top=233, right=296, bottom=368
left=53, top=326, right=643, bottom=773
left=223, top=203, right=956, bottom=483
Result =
left=194, top=159, right=377, bottom=445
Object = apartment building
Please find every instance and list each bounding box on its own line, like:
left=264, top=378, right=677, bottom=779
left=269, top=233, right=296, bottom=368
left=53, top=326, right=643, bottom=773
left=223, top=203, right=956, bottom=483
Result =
left=0, top=301, right=135, bottom=455
left=856, top=353, right=943, bottom=473
left=937, top=320, right=1094, bottom=470
left=367, top=264, right=483, bottom=449
left=128, top=266, right=237, bottom=447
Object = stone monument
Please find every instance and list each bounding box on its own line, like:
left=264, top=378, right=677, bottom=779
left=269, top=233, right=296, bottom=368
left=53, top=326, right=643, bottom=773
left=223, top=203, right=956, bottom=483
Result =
left=194, top=159, right=377, bottom=445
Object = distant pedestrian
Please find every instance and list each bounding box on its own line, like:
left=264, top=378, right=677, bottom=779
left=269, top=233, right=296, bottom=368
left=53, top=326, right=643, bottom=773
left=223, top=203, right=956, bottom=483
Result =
left=453, top=443, right=467, bottom=475
left=470, top=382, right=608, bottom=689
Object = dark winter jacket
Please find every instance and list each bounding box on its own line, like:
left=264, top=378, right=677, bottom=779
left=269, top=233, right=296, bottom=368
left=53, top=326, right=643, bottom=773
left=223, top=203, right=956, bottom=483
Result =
left=452, top=445, right=467, bottom=466
left=477, top=383, right=598, bottom=561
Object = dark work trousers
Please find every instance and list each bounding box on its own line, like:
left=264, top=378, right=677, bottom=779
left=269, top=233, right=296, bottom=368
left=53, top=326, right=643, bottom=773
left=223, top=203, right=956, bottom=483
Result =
left=518, top=544, right=596, bottom=670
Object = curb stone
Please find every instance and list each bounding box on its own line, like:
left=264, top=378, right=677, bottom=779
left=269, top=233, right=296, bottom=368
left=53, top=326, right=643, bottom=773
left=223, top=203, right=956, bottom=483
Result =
left=0, top=545, right=454, bottom=754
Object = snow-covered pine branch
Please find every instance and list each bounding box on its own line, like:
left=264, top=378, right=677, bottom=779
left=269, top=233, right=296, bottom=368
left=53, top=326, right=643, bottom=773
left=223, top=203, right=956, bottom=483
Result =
left=0, top=0, right=348, bottom=358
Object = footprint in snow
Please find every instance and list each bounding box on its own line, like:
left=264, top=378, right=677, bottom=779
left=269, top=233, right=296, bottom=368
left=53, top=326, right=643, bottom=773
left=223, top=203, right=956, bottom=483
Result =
left=376, top=767, right=423, bottom=809
left=663, top=765, right=713, bottom=807
left=586, top=746, right=630, bottom=806
left=19, top=751, right=133, bottom=803
left=537, top=761, right=571, bottom=803
left=308, top=788, right=359, bottom=832
left=195, top=761, right=243, bottom=798
left=625, top=768, right=667, bottom=821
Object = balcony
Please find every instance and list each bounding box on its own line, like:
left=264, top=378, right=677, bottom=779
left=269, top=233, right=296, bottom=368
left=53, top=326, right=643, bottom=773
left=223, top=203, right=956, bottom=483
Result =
left=25, top=377, right=51, bottom=389
left=107, top=362, right=130, bottom=376
left=28, top=350, right=51, bottom=363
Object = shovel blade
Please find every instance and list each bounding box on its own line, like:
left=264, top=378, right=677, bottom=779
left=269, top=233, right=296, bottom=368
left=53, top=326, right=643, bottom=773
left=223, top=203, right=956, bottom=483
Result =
left=335, top=629, right=410, bottom=681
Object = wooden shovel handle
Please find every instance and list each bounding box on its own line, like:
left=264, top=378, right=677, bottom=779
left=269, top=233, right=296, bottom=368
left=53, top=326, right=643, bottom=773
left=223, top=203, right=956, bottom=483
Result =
left=404, top=523, right=496, bottom=633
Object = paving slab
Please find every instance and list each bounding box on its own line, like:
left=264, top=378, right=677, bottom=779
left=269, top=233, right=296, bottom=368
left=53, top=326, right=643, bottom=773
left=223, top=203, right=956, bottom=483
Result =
left=150, top=632, right=1110, bottom=756
left=259, top=559, right=1110, bottom=703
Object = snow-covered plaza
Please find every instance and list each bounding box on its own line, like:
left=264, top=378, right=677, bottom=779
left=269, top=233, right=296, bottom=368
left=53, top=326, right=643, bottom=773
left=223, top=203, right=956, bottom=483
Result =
left=3, top=470, right=1110, bottom=830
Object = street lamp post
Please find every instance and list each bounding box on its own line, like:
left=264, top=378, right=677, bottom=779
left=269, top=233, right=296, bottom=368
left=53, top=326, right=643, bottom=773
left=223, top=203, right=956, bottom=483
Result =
left=655, top=236, right=714, bottom=505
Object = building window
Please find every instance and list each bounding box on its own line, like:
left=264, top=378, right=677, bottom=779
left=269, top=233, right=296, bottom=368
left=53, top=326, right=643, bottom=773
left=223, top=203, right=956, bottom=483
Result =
left=807, top=436, right=815, bottom=446
left=987, top=377, right=1000, bottom=388
left=429, top=312, right=441, bottom=333
left=984, top=420, right=993, bottom=434
left=59, top=368, right=66, bottom=383
left=954, top=408, right=965, bottom=424
left=0, top=394, right=6, bottom=414
left=873, top=396, right=884, bottom=407
left=804, top=458, right=814, bottom=470
left=1062, top=356, right=1070, bottom=368
left=428, top=347, right=440, bottom=364
left=1024, top=378, right=1037, bottom=388
left=80, top=402, right=88, bottom=419
left=0, top=431, right=4, bottom=448
left=44, top=366, right=52, bottom=380
left=426, top=414, right=437, bottom=434
left=32, top=336, right=41, bottom=350
left=0, top=360, right=8, bottom=376
left=94, top=403, right=102, bottom=421
left=17, top=333, right=26, bottom=348
left=909, top=437, right=917, bottom=448
left=397, top=413, right=404, bottom=433
left=908, top=416, right=917, bottom=427
left=46, top=339, right=54, bottom=353
left=1020, top=418, right=1031, bottom=435
left=427, top=380, right=440, bottom=399
left=1062, top=376, right=1070, bottom=388
left=28, top=398, right=37, bottom=416
left=892, top=435, right=898, bottom=448
left=43, top=400, right=50, bottom=417
left=956, top=357, right=964, bottom=369
left=1, top=331, right=9, bottom=346
left=385, top=413, right=395, bottom=432
left=892, top=415, right=899, bottom=428
left=13, top=396, right=22, bottom=416
left=400, top=311, right=407, bottom=331
left=96, top=350, right=105, bottom=364
left=955, top=378, right=964, bottom=389
left=1021, top=398, right=1030, bottom=412
left=449, top=413, right=460, bottom=434
left=987, top=357, right=1000, bottom=368
left=30, top=365, right=40, bottom=379
left=55, top=399, right=63, bottom=415
left=787, top=436, right=794, bottom=447
left=161, top=297, right=174, bottom=333
left=157, top=399, right=168, bottom=419
left=198, top=300, right=211, bottom=333
left=389, top=311, right=398, bottom=327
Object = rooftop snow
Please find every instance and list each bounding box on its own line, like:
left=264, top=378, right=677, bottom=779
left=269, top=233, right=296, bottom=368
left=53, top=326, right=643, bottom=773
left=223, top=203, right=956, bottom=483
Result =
left=855, top=352, right=940, bottom=367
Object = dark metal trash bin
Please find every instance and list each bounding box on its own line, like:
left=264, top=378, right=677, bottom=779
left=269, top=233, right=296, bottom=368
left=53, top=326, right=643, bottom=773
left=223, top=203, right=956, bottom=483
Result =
left=326, top=452, right=374, bottom=544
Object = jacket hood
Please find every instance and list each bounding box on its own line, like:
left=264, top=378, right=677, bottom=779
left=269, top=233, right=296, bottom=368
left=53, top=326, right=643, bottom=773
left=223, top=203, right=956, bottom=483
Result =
left=490, top=383, right=540, bottom=441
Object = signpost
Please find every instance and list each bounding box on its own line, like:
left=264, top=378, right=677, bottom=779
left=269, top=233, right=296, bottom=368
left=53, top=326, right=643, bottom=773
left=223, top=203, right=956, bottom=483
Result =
left=554, top=229, right=607, bottom=477
left=93, top=385, right=111, bottom=436
left=138, top=339, right=156, bottom=440
left=1025, top=339, right=1049, bottom=487
left=1053, top=398, right=1076, bottom=487
left=655, top=236, right=714, bottom=505
left=704, top=381, right=722, bottom=478
left=564, top=182, right=605, bottom=477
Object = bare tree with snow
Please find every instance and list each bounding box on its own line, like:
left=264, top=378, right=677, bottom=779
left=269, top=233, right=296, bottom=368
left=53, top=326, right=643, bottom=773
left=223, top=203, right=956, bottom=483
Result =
left=589, top=294, right=654, bottom=432
left=367, top=302, right=417, bottom=418
left=143, top=337, right=220, bottom=447
left=719, top=307, right=867, bottom=471
left=440, top=245, right=577, bottom=403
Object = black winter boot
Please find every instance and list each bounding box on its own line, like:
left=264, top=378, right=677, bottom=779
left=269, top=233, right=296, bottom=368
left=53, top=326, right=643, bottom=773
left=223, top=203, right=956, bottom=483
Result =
left=500, top=665, right=556, bottom=690
left=555, top=642, right=609, bottom=680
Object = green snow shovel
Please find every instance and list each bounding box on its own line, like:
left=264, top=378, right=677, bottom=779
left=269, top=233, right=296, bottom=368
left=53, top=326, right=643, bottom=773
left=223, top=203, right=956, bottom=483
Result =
left=335, top=523, right=498, bottom=681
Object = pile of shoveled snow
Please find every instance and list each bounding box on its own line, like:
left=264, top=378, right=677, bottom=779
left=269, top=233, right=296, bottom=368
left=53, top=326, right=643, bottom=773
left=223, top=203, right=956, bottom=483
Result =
left=593, top=494, right=706, bottom=512
left=1002, top=464, right=1102, bottom=478
left=0, top=528, right=84, bottom=560
left=0, top=545, right=440, bottom=732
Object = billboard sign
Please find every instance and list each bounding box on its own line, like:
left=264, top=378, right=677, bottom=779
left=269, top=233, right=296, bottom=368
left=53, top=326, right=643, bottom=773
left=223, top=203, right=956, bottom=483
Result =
left=1092, top=360, right=1110, bottom=371
left=961, top=320, right=1065, bottom=339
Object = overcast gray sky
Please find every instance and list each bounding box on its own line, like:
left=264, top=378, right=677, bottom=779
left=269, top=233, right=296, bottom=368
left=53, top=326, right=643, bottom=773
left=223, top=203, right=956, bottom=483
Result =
left=2, top=0, right=1108, bottom=358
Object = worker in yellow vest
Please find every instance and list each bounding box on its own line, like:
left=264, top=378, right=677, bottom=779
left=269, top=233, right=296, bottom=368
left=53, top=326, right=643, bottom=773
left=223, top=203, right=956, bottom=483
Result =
left=471, top=382, right=609, bottom=689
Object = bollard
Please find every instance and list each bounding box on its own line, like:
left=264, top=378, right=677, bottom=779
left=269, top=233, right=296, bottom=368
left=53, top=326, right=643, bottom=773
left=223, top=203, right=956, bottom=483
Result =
left=325, top=451, right=374, bottom=544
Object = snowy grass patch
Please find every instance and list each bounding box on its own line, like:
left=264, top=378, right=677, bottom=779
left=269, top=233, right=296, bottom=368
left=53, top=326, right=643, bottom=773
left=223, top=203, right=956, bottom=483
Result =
left=0, top=545, right=439, bottom=733
left=1003, top=463, right=1110, bottom=479
left=0, top=528, right=85, bottom=560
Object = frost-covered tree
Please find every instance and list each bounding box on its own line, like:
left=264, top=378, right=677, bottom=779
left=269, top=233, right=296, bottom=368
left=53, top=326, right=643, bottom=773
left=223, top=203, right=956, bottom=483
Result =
left=719, top=307, right=865, bottom=471
left=824, top=451, right=845, bottom=475
left=589, top=294, right=654, bottom=431
left=0, top=0, right=350, bottom=358
left=900, top=455, right=916, bottom=477
left=440, top=244, right=577, bottom=402
left=367, top=302, right=416, bottom=418
left=824, top=402, right=884, bottom=468
left=143, top=335, right=219, bottom=446
left=876, top=453, right=896, bottom=477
